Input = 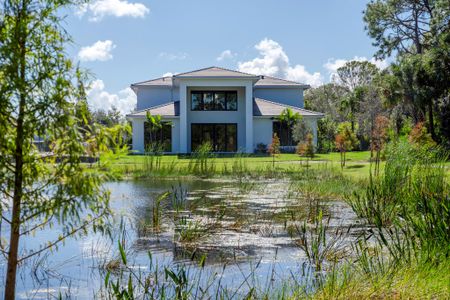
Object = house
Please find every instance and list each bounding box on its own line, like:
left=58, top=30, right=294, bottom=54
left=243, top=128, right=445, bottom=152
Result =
left=127, top=67, right=323, bottom=154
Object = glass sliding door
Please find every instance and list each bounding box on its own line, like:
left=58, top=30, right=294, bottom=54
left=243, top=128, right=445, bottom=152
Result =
left=191, top=123, right=237, bottom=152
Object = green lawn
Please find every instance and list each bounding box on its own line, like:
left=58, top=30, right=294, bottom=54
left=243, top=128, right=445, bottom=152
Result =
left=105, top=151, right=378, bottom=179
left=103, top=150, right=449, bottom=181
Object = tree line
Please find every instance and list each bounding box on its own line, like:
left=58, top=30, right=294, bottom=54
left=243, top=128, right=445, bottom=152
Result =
left=306, top=0, right=449, bottom=154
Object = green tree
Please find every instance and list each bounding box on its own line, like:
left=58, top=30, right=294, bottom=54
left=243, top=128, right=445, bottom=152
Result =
left=292, top=117, right=311, bottom=145
left=92, top=106, right=123, bottom=127
left=0, top=1, right=111, bottom=298
left=277, top=108, right=301, bottom=146
left=364, top=0, right=450, bottom=142
left=364, top=0, right=449, bottom=58
left=336, top=60, right=379, bottom=91
left=304, top=83, right=348, bottom=123
left=317, top=116, right=337, bottom=153
left=335, top=122, right=359, bottom=169
left=336, top=61, right=379, bottom=133
left=146, top=112, right=163, bottom=144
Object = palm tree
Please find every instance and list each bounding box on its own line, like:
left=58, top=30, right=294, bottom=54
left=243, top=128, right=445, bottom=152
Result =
left=277, top=108, right=301, bottom=146
left=146, top=112, right=163, bottom=144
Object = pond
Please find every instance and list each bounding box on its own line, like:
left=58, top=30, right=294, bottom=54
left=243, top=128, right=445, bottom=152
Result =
left=0, top=178, right=365, bottom=299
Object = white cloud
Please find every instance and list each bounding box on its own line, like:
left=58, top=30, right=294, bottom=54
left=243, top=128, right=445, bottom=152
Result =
left=86, top=79, right=136, bottom=115
left=158, top=52, right=188, bottom=61
left=324, top=56, right=389, bottom=81
left=238, top=38, right=323, bottom=87
left=77, top=0, right=149, bottom=22
left=216, top=50, right=236, bottom=61
left=78, top=40, right=116, bottom=62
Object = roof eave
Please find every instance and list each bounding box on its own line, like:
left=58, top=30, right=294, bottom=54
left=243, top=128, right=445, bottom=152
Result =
left=254, top=84, right=310, bottom=89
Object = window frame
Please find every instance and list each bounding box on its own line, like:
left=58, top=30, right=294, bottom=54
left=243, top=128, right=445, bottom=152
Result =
left=190, top=91, right=238, bottom=111
left=191, top=123, right=238, bottom=152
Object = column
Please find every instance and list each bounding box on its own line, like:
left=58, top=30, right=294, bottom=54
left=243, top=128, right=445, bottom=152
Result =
left=179, top=83, right=188, bottom=153
left=132, top=119, right=145, bottom=153
left=245, top=82, right=253, bottom=153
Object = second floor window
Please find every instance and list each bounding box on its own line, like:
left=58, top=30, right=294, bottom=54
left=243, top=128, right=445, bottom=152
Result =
left=191, top=91, right=237, bottom=111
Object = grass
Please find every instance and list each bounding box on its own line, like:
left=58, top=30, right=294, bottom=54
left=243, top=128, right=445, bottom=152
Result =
left=102, top=151, right=384, bottom=181
left=98, top=145, right=450, bottom=299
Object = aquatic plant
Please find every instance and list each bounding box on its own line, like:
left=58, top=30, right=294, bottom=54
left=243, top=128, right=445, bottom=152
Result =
left=188, top=142, right=216, bottom=176
left=347, top=141, right=449, bottom=263
left=290, top=210, right=351, bottom=273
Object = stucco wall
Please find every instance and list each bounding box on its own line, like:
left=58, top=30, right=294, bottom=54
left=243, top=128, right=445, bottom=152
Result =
left=253, top=118, right=273, bottom=149
left=136, top=86, right=178, bottom=110
left=253, top=88, right=304, bottom=108
left=131, top=119, right=145, bottom=153
left=186, top=86, right=246, bottom=152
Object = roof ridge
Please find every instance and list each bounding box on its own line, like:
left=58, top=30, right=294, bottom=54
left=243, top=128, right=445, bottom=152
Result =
left=127, top=101, right=176, bottom=116
left=174, top=66, right=258, bottom=77
left=254, top=97, right=323, bottom=115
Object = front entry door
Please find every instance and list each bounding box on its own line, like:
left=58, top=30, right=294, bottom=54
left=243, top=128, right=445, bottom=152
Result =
left=191, top=123, right=237, bottom=152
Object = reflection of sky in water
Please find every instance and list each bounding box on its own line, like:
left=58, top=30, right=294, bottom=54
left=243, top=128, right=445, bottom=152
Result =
left=0, top=178, right=363, bottom=299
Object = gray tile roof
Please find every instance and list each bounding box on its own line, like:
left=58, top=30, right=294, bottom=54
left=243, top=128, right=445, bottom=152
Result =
left=127, top=102, right=179, bottom=118
left=127, top=98, right=323, bottom=118
left=131, top=66, right=310, bottom=88
left=253, top=98, right=323, bottom=117
left=254, top=76, right=309, bottom=88
left=174, top=66, right=259, bottom=78
left=131, top=76, right=173, bottom=87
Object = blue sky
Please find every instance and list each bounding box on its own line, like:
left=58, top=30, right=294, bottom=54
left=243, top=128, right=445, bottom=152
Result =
left=66, top=0, right=388, bottom=113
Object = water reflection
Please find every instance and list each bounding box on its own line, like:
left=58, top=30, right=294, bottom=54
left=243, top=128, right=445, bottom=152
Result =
left=1, top=178, right=363, bottom=299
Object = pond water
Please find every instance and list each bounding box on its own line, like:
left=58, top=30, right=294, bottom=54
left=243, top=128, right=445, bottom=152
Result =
left=0, top=178, right=364, bottom=299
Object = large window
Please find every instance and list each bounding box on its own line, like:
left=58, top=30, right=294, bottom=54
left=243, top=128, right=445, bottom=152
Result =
left=144, top=122, right=172, bottom=152
left=273, top=121, right=295, bottom=146
left=191, top=91, right=237, bottom=111
left=191, top=123, right=237, bottom=152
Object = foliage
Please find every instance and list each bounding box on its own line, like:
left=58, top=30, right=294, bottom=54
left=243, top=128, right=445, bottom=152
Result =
left=336, top=60, right=379, bottom=91
left=292, top=117, right=312, bottom=144
left=348, top=141, right=449, bottom=262
left=408, top=121, right=436, bottom=148
left=335, top=123, right=359, bottom=169
left=364, top=0, right=450, bottom=144
left=0, top=1, right=111, bottom=298
left=92, top=106, right=123, bottom=127
left=305, top=83, right=348, bottom=123
left=364, top=0, right=449, bottom=58
left=255, top=142, right=267, bottom=154
left=268, top=133, right=281, bottom=168
left=316, top=117, right=337, bottom=153
left=188, top=142, right=215, bottom=176
left=296, top=133, right=315, bottom=167
left=370, top=115, right=390, bottom=175
left=277, top=108, right=302, bottom=146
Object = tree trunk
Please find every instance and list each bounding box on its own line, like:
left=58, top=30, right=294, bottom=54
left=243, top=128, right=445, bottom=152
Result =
left=5, top=73, right=26, bottom=300
left=428, top=102, right=436, bottom=141
left=5, top=3, right=27, bottom=297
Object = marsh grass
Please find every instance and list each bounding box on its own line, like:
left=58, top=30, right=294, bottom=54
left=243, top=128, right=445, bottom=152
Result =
left=309, top=141, right=450, bottom=299
left=289, top=210, right=351, bottom=273
left=347, top=141, right=449, bottom=263
left=97, top=144, right=450, bottom=299
left=188, top=142, right=216, bottom=176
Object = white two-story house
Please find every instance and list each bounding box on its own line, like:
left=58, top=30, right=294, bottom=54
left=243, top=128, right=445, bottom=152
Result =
left=127, top=67, right=323, bottom=154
